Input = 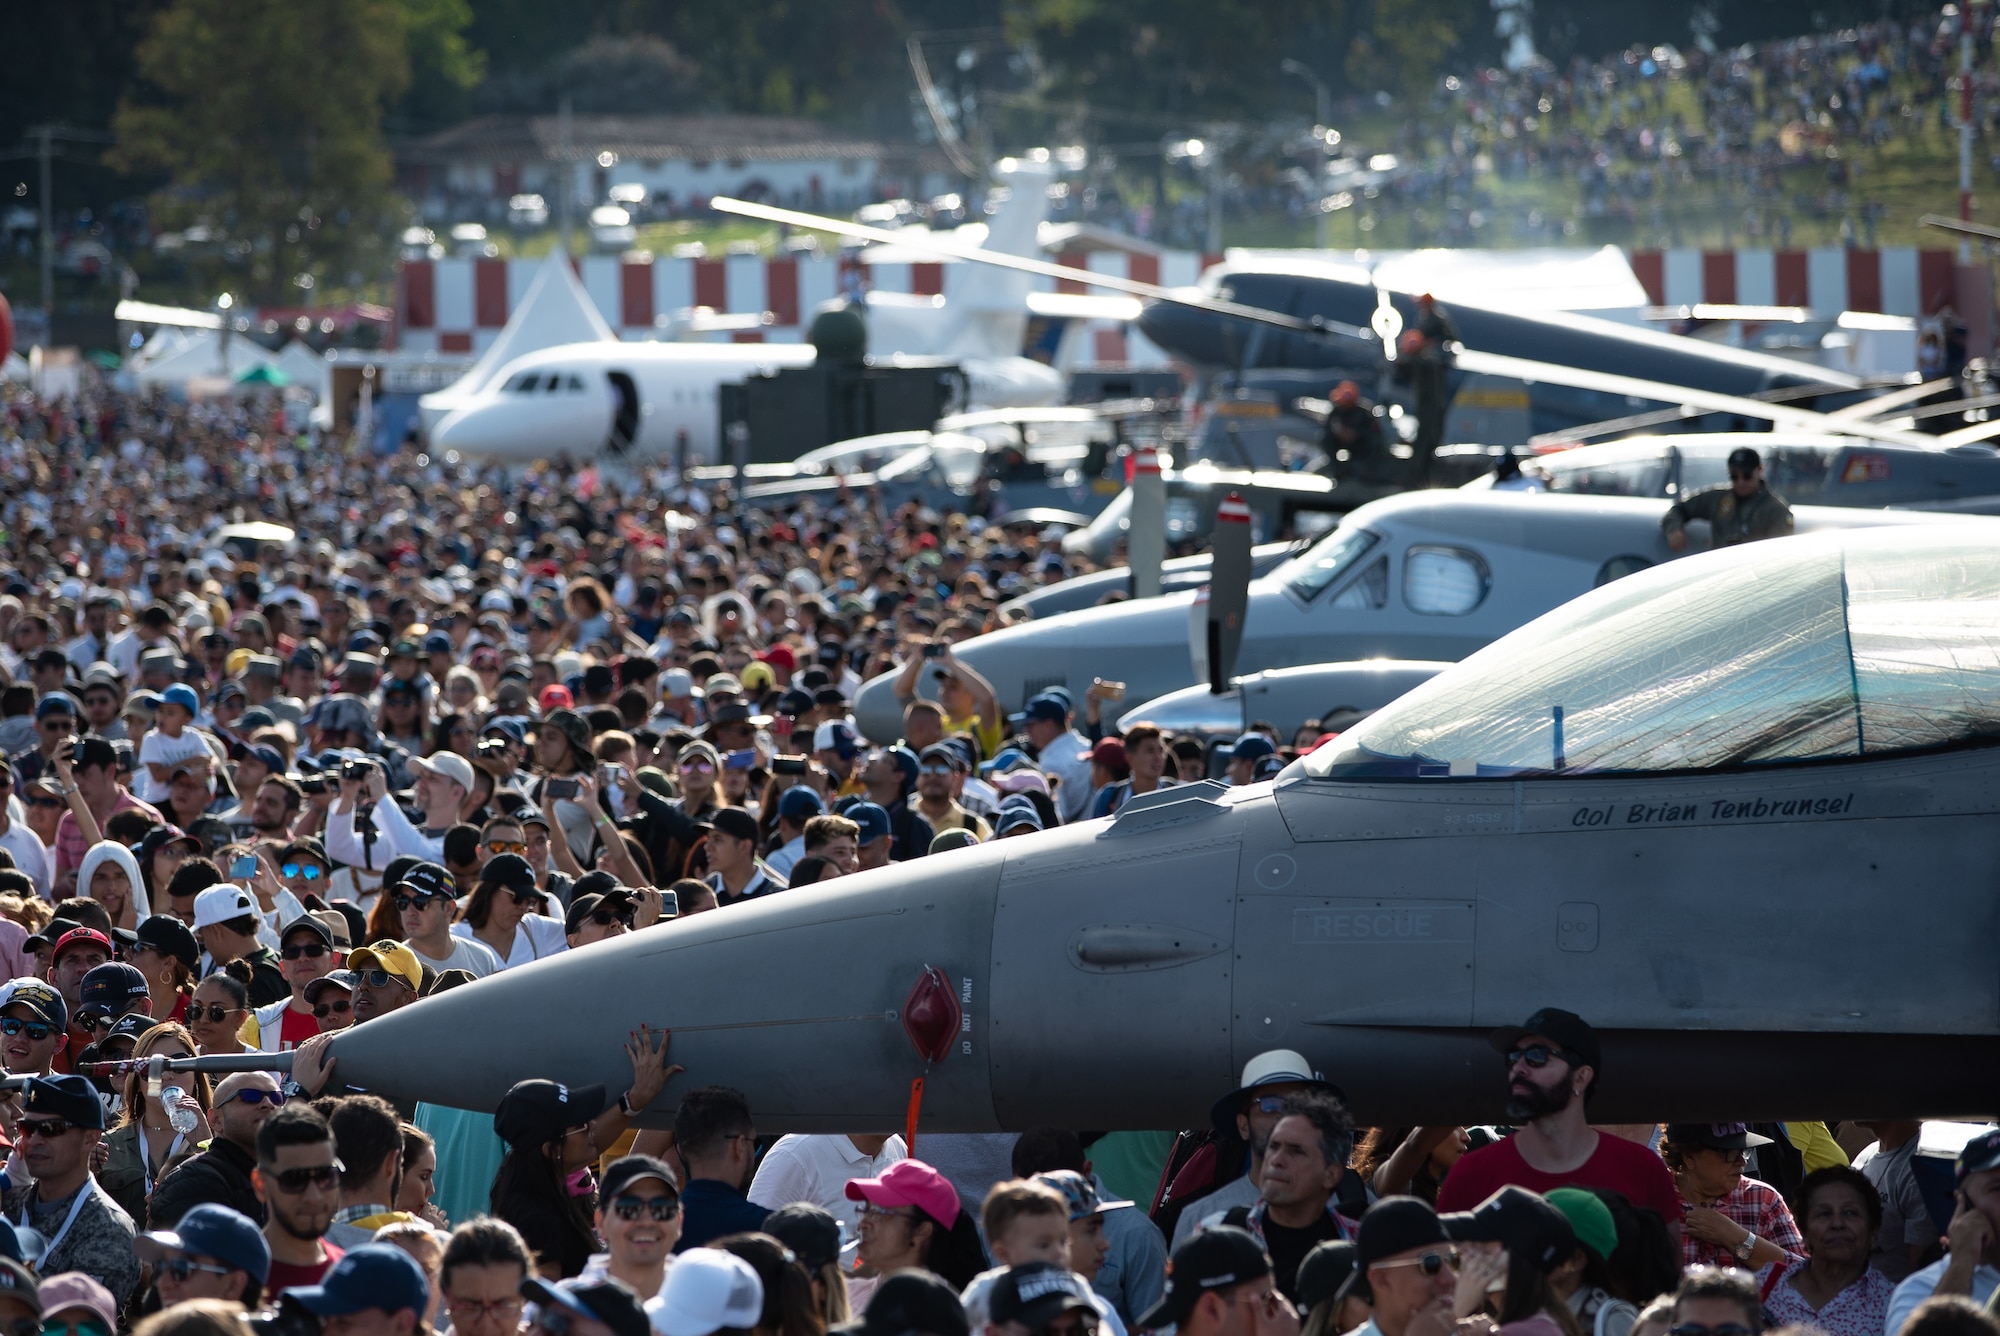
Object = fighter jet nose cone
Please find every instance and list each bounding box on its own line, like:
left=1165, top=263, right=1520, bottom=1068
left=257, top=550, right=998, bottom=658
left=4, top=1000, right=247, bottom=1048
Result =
left=324, top=849, right=1011, bottom=1131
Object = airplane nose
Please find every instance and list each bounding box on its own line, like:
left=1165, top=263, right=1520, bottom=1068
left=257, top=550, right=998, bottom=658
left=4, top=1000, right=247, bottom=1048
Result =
left=1136, top=299, right=1223, bottom=366
left=432, top=394, right=613, bottom=460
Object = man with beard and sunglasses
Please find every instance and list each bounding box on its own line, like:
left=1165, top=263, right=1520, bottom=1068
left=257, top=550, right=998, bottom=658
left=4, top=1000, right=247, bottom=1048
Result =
left=255, top=1102, right=346, bottom=1291
left=1434, top=1009, right=1682, bottom=1237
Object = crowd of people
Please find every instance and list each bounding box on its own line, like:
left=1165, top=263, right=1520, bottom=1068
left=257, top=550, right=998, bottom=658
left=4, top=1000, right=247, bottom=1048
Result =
left=0, top=377, right=1992, bottom=1336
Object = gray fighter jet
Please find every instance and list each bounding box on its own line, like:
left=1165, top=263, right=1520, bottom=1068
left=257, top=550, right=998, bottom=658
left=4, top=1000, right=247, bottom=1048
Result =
left=853, top=489, right=1994, bottom=741
left=1116, top=659, right=1449, bottom=751
left=326, top=526, right=2000, bottom=1128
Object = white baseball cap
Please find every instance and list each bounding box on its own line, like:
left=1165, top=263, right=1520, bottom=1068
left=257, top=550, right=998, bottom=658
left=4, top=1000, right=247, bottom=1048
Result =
left=409, top=751, right=475, bottom=793
left=646, top=1250, right=763, bottom=1336
left=192, top=885, right=258, bottom=930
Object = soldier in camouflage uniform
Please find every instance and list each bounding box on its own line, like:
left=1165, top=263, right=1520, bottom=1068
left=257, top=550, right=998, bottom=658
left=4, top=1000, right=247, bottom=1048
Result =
left=1663, top=446, right=1796, bottom=550
left=1, top=1076, right=139, bottom=1305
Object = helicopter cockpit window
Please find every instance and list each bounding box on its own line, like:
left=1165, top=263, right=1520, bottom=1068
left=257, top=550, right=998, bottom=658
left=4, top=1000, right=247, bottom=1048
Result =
left=1306, top=531, right=2000, bottom=779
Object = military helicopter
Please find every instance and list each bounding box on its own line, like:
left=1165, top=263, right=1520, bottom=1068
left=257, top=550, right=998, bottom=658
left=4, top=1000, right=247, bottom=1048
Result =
left=319, top=525, right=2000, bottom=1130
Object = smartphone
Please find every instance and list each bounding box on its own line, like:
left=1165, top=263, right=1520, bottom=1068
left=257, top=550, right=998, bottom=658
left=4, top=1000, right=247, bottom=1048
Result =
left=772, top=754, right=808, bottom=776
left=923, top=643, right=946, bottom=659
left=545, top=777, right=581, bottom=800
left=723, top=749, right=758, bottom=771
left=230, top=854, right=259, bottom=880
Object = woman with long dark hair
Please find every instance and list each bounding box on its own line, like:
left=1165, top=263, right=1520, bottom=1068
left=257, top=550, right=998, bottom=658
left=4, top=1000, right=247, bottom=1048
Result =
left=490, top=1081, right=605, bottom=1279
left=710, top=1233, right=825, bottom=1336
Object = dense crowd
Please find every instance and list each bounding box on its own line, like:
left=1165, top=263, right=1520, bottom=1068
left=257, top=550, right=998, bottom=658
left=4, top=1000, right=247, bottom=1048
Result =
left=0, top=377, right=1993, bottom=1336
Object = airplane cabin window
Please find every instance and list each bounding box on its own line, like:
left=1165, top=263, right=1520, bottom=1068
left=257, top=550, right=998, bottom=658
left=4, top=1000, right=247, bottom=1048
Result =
left=506, top=373, right=540, bottom=393
left=1542, top=451, right=1672, bottom=497
left=546, top=376, right=565, bottom=393
left=1305, top=531, right=2000, bottom=779
left=1331, top=556, right=1388, bottom=610
left=1284, top=527, right=1381, bottom=600
left=1403, top=546, right=1490, bottom=615
left=567, top=375, right=585, bottom=391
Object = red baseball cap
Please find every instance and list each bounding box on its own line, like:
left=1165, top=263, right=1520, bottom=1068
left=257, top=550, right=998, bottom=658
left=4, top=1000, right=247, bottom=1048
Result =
left=845, top=1159, right=962, bottom=1229
left=539, top=685, right=574, bottom=711
left=1089, top=738, right=1127, bottom=769
left=52, top=927, right=114, bottom=963
left=757, top=645, right=798, bottom=672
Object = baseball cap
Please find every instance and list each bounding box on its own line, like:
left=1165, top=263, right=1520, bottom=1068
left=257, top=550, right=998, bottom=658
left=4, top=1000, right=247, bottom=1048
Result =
left=287, top=1244, right=430, bottom=1319
left=777, top=787, right=825, bottom=823
left=1296, top=1240, right=1358, bottom=1312
left=990, top=1263, right=1098, bottom=1329
left=1088, top=737, right=1127, bottom=770
left=565, top=889, right=637, bottom=936
left=1662, top=1122, right=1774, bottom=1151
left=646, top=1247, right=764, bottom=1336
left=1489, top=1007, right=1602, bottom=1074
left=762, top=1203, right=841, bottom=1272
left=1137, top=1225, right=1271, bottom=1329
left=242, top=744, right=287, bottom=775
left=845, top=1159, right=962, bottom=1229
left=1009, top=693, right=1068, bottom=728
left=23, top=1075, right=105, bottom=1131
left=1225, top=732, right=1277, bottom=763
left=279, top=914, right=334, bottom=951
left=1441, top=1185, right=1576, bottom=1273
left=847, top=802, right=891, bottom=847
left=995, top=799, right=1043, bottom=835
left=830, top=1270, right=969, bottom=1336
left=739, top=663, right=775, bottom=694
left=131, top=914, right=200, bottom=972
left=346, top=942, right=423, bottom=992
left=929, top=829, right=978, bottom=854
left=541, top=685, right=575, bottom=711
left=991, top=771, right=1050, bottom=797
left=78, top=963, right=149, bottom=1017
left=1727, top=446, right=1762, bottom=471
left=1544, top=1189, right=1618, bottom=1265
left=707, top=808, right=760, bottom=845
left=1956, top=1127, right=2000, bottom=1184
left=481, top=853, right=539, bottom=894
left=1032, top=1170, right=1132, bottom=1220
left=812, top=721, right=858, bottom=759
left=410, top=751, right=475, bottom=792
left=51, top=927, right=113, bottom=965
left=192, top=884, right=257, bottom=930
left=160, top=684, right=200, bottom=715
left=34, top=1275, right=113, bottom=1330
left=33, top=695, right=75, bottom=721
left=494, top=1078, right=608, bottom=1149
left=0, top=1257, right=36, bottom=1315
left=527, top=1279, right=651, bottom=1336
left=661, top=669, right=695, bottom=699
left=394, top=861, right=457, bottom=900
left=1, top=980, right=67, bottom=1030
left=598, top=1155, right=679, bottom=1204
left=304, top=970, right=356, bottom=1005
left=1353, top=1196, right=1451, bottom=1268
left=138, top=1203, right=271, bottom=1286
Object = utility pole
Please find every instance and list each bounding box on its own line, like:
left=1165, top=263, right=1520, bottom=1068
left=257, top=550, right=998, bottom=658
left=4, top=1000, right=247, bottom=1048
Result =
left=558, top=95, right=574, bottom=258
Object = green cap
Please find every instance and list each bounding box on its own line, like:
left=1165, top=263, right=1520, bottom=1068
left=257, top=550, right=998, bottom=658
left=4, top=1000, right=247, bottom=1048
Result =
left=1545, top=1187, right=1617, bottom=1263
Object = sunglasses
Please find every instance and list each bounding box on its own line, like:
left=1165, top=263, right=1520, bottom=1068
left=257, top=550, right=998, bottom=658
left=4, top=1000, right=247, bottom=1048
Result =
left=918, top=763, right=956, bottom=776
left=358, top=969, right=410, bottom=990
left=394, top=894, right=447, bottom=913
left=485, top=840, right=526, bottom=855
left=0, top=1018, right=55, bottom=1041
left=155, top=1255, right=237, bottom=1283
left=26, top=796, right=65, bottom=810
left=1506, top=1045, right=1574, bottom=1069
left=281, top=942, right=330, bottom=960
left=678, top=759, right=716, bottom=774
left=1373, top=1249, right=1458, bottom=1277
left=281, top=863, right=324, bottom=880
left=609, top=1193, right=680, bottom=1222
left=43, top=1319, right=112, bottom=1336
left=231, top=1088, right=286, bottom=1107
left=585, top=908, right=634, bottom=928
left=267, top=1161, right=342, bottom=1193
left=189, top=1003, right=242, bottom=1023
left=74, top=1013, right=125, bottom=1035
left=17, top=1117, right=76, bottom=1139
left=313, top=998, right=352, bottom=1019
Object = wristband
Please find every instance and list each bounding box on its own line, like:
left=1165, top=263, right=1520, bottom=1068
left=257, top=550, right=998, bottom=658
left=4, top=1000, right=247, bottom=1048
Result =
left=618, top=1092, right=637, bottom=1116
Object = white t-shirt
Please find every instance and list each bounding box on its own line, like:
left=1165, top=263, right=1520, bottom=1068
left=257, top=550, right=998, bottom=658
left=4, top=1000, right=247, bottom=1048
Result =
left=135, top=727, right=211, bottom=804
left=412, top=934, right=504, bottom=979
left=452, top=915, right=568, bottom=970
left=747, top=1134, right=907, bottom=1236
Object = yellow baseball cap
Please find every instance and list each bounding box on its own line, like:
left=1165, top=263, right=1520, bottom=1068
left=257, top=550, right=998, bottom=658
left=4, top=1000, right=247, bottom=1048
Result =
left=346, top=942, right=423, bottom=993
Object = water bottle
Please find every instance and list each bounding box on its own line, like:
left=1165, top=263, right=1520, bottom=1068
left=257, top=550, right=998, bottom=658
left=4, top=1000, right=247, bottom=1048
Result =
left=160, top=1084, right=199, bottom=1136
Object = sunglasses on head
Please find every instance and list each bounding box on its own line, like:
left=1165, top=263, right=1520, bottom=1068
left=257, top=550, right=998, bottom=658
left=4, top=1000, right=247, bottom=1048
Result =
left=0, top=1018, right=54, bottom=1041
left=485, top=840, right=527, bottom=855
left=313, top=998, right=352, bottom=1019
left=281, top=942, right=329, bottom=960
left=609, top=1193, right=680, bottom=1222
left=1373, top=1248, right=1458, bottom=1277
left=280, top=863, right=324, bottom=880
left=1506, top=1044, right=1575, bottom=1069
left=17, top=1117, right=76, bottom=1139
left=231, top=1088, right=286, bottom=1107
left=267, top=1161, right=342, bottom=1193
left=190, top=1002, right=241, bottom=1023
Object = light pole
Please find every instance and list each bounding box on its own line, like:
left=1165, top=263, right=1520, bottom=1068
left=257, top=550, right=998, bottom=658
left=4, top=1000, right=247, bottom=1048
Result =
left=1281, top=59, right=1335, bottom=250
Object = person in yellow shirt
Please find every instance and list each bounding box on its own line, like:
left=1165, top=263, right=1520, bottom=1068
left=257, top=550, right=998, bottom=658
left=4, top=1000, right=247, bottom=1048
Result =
left=892, top=641, right=1002, bottom=761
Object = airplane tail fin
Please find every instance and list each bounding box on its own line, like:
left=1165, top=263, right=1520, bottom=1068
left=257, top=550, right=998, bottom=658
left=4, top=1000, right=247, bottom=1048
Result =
left=945, top=156, right=1054, bottom=357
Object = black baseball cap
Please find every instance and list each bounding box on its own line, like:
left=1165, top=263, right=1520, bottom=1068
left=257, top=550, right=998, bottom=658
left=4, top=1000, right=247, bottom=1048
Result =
left=764, top=1203, right=841, bottom=1272
left=598, top=1154, right=678, bottom=1204
left=991, top=1263, right=1099, bottom=1329
left=480, top=853, right=539, bottom=895
left=1727, top=446, right=1762, bottom=471
left=1296, top=1241, right=1358, bottom=1312
left=1353, top=1196, right=1451, bottom=1268
left=395, top=861, right=456, bottom=900
left=1441, top=1186, right=1577, bottom=1274
left=1488, top=1007, right=1601, bottom=1073
left=523, top=1279, right=650, bottom=1336
left=1957, top=1127, right=2000, bottom=1185
left=23, top=1074, right=104, bottom=1131
left=78, top=963, right=150, bottom=1016
left=1663, top=1123, right=1774, bottom=1152
left=279, top=914, right=334, bottom=950
left=564, top=889, right=635, bottom=936
left=707, top=808, right=760, bottom=844
left=128, top=915, right=200, bottom=972
left=835, top=1270, right=970, bottom=1336
left=1137, top=1225, right=1271, bottom=1330
left=493, top=1078, right=607, bottom=1149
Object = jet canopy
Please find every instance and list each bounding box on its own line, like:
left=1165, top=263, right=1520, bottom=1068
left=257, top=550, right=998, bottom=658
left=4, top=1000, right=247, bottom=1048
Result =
left=1306, top=528, right=2000, bottom=779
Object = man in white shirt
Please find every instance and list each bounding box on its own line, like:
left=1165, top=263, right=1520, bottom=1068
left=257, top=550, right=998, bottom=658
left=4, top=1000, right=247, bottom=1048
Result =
left=1886, top=1129, right=2000, bottom=1333
left=1017, top=693, right=1093, bottom=825
left=748, top=1133, right=907, bottom=1236
left=324, top=752, right=471, bottom=868
left=394, top=861, right=502, bottom=978
left=1853, top=1121, right=1936, bottom=1282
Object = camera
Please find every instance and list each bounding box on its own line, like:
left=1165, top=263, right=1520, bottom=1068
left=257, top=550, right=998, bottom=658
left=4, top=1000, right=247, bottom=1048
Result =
left=299, top=775, right=329, bottom=796
left=340, top=758, right=370, bottom=783
left=923, top=643, right=946, bottom=659
left=477, top=737, right=510, bottom=758
left=112, top=741, right=136, bottom=774
left=771, top=754, right=808, bottom=776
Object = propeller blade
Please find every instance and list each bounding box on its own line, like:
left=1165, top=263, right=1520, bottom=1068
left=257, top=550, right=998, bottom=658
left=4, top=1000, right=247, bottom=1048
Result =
left=1127, top=446, right=1167, bottom=599
left=1207, top=493, right=1254, bottom=694
left=707, top=195, right=1375, bottom=342
left=1823, top=378, right=1957, bottom=421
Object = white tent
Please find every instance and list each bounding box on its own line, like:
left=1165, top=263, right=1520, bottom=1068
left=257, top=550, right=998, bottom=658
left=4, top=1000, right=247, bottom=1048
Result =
left=129, top=329, right=283, bottom=387
left=273, top=339, right=331, bottom=402
left=418, top=249, right=615, bottom=433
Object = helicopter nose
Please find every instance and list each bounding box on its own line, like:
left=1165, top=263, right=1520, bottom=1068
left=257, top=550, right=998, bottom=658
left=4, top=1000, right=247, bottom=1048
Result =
left=1136, top=298, right=1225, bottom=366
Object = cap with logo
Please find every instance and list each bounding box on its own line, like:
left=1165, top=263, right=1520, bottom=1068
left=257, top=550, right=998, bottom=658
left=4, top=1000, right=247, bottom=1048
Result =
left=78, top=963, right=150, bottom=1017
left=1136, top=1225, right=1272, bottom=1330
left=394, top=861, right=457, bottom=900
left=494, top=1078, right=609, bottom=1149
left=23, top=1074, right=106, bottom=1131
left=138, top=1202, right=272, bottom=1286
left=1957, top=1127, right=2000, bottom=1185
left=346, top=942, right=423, bottom=993
left=130, top=914, right=200, bottom=971
left=990, top=1263, right=1099, bottom=1329
left=51, top=927, right=114, bottom=965
left=1662, top=1123, right=1774, bottom=1152
left=1, top=980, right=68, bottom=1031
left=1032, top=1170, right=1133, bottom=1221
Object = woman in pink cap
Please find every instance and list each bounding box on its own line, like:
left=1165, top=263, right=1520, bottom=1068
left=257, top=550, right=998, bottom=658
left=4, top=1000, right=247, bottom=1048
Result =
left=847, top=1159, right=990, bottom=1289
